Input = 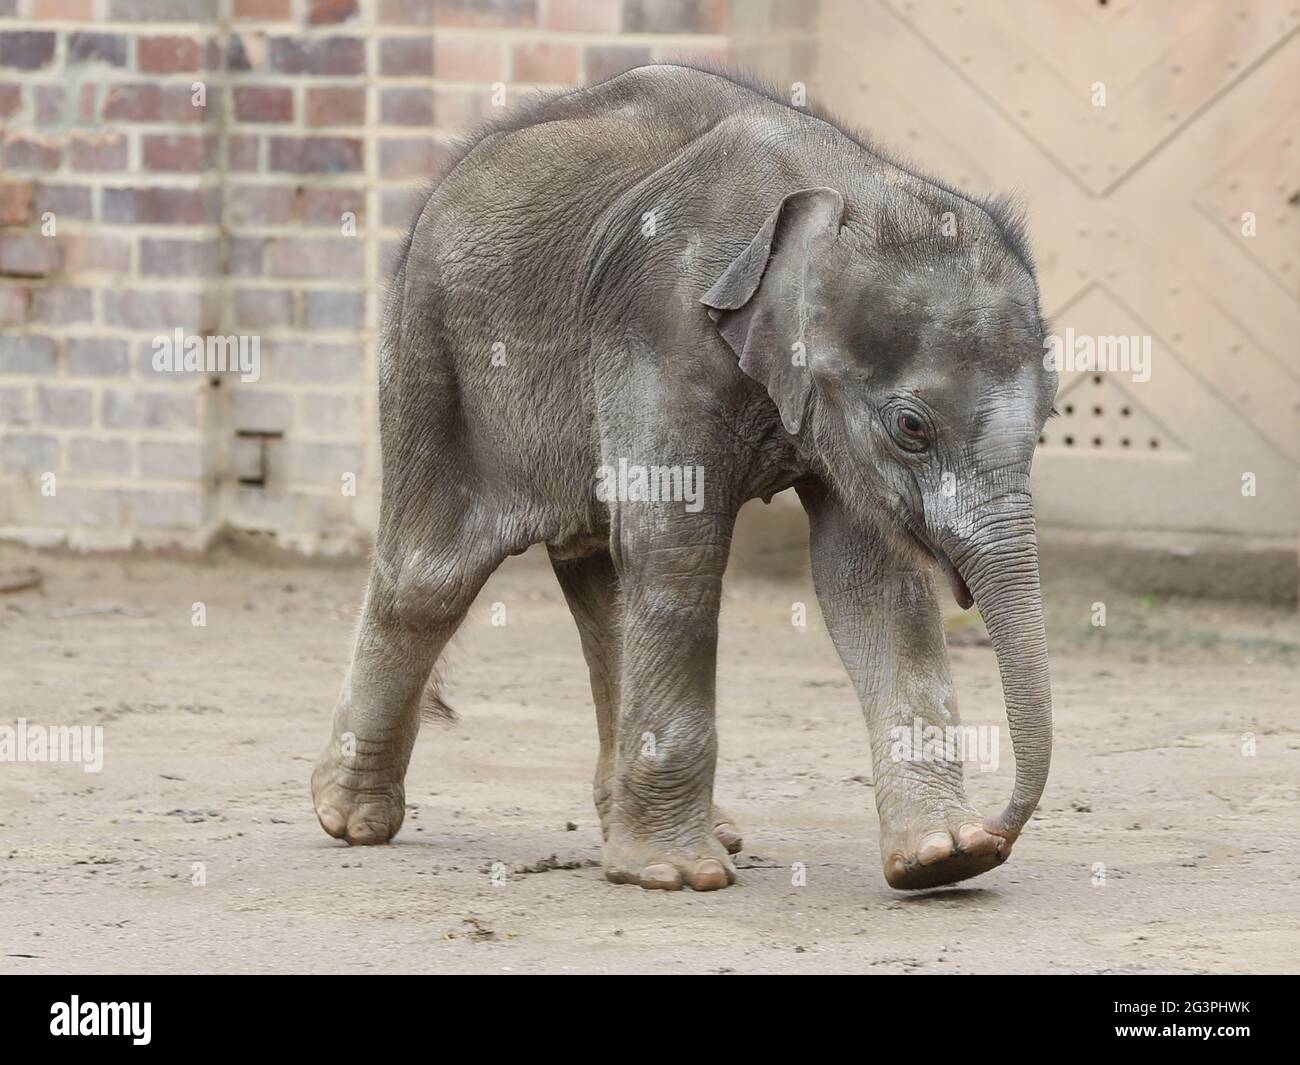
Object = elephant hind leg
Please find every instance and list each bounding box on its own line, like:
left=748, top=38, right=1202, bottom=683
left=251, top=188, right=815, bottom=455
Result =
left=312, top=515, right=508, bottom=846
left=550, top=545, right=745, bottom=856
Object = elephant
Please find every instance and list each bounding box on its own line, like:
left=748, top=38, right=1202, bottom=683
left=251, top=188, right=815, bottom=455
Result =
left=311, top=64, right=1056, bottom=892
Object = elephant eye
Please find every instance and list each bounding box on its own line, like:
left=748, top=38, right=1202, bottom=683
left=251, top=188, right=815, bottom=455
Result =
left=898, top=413, right=926, bottom=438
left=884, top=402, right=933, bottom=452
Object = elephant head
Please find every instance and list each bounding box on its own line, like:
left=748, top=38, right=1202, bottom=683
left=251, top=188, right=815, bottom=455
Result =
left=702, top=185, right=1056, bottom=844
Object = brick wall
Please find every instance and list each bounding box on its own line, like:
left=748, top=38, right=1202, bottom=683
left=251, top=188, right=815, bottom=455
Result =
left=0, top=0, right=730, bottom=553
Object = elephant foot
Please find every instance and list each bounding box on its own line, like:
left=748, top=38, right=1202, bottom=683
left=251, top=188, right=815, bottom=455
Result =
left=712, top=803, right=744, bottom=854
left=311, top=750, right=406, bottom=846
left=603, top=830, right=737, bottom=891
left=881, top=814, right=1012, bottom=890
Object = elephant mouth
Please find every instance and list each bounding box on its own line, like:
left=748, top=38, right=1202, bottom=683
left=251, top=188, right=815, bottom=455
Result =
left=934, top=548, right=974, bottom=610
left=906, top=526, right=974, bottom=610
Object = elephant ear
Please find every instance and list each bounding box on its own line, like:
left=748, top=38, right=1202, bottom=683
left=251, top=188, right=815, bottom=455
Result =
left=701, top=187, right=845, bottom=434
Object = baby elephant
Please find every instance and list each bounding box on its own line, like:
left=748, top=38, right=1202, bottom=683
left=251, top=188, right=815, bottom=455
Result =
left=312, top=64, right=1055, bottom=891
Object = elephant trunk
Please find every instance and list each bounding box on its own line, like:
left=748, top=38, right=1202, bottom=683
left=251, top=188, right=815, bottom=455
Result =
left=946, top=497, right=1053, bottom=841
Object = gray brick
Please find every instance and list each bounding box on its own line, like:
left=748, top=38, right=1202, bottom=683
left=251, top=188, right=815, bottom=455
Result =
left=0, top=431, right=58, bottom=471
left=267, top=341, right=362, bottom=382
left=0, top=384, right=31, bottom=424
left=65, top=338, right=131, bottom=377
left=37, top=385, right=94, bottom=427
left=0, top=334, right=56, bottom=373
left=102, top=389, right=200, bottom=430
left=68, top=437, right=132, bottom=476
left=301, top=290, right=365, bottom=329
left=138, top=440, right=206, bottom=480
left=229, top=389, right=291, bottom=433
left=119, top=487, right=205, bottom=529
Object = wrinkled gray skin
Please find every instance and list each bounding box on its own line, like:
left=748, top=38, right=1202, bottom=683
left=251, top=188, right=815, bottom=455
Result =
left=312, top=65, right=1056, bottom=891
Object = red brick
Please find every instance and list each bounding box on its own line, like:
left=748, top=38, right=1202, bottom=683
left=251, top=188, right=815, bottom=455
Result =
left=3, top=134, right=61, bottom=171
left=0, top=235, right=61, bottom=277
left=62, top=235, right=131, bottom=272
left=143, top=134, right=217, bottom=172
left=298, top=186, right=364, bottom=226
left=103, top=186, right=220, bottom=225
left=268, top=136, right=363, bottom=173
left=68, top=33, right=129, bottom=67
left=34, top=85, right=65, bottom=125
left=305, top=86, right=365, bottom=127
left=103, top=83, right=162, bottom=121
left=378, top=0, right=432, bottom=24
left=233, top=0, right=290, bottom=17
left=512, top=41, right=578, bottom=83
left=270, top=36, right=364, bottom=75
left=379, top=37, right=432, bottom=76
left=435, top=0, right=536, bottom=28
left=34, top=183, right=92, bottom=220
left=235, top=85, right=294, bottom=123
left=139, top=237, right=221, bottom=277
left=32, top=0, right=94, bottom=16
left=161, top=85, right=209, bottom=123
left=622, top=0, right=727, bottom=33
left=0, top=180, right=31, bottom=225
left=433, top=37, right=503, bottom=80
left=308, top=0, right=357, bottom=24
left=545, top=0, right=620, bottom=32
left=227, top=185, right=294, bottom=225
left=0, top=84, right=19, bottom=118
left=0, top=32, right=56, bottom=70
left=138, top=35, right=202, bottom=73
left=0, top=287, right=29, bottom=327
left=381, top=187, right=423, bottom=227
left=265, top=237, right=363, bottom=279
left=379, top=137, right=439, bottom=180
left=226, top=237, right=265, bottom=276
left=224, top=33, right=263, bottom=72
left=228, top=135, right=260, bottom=171
left=71, top=132, right=128, bottom=171
left=102, top=290, right=216, bottom=331
left=380, top=86, right=433, bottom=126
left=432, top=88, right=486, bottom=129
left=583, top=44, right=651, bottom=82
left=29, top=286, right=93, bottom=324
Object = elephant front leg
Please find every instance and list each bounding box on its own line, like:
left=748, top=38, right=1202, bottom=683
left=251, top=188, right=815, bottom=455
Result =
left=601, top=531, right=737, bottom=892
left=801, top=485, right=1011, bottom=889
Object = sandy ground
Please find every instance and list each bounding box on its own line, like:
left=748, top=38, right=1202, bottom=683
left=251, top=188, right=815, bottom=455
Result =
left=0, top=537, right=1297, bottom=975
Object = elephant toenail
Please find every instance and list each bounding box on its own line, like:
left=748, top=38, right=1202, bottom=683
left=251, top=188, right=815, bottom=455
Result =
left=917, top=832, right=952, bottom=865
left=957, top=823, right=996, bottom=854
left=640, top=863, right=683, bottom=890
left=692, top=859, right=730, bottom=890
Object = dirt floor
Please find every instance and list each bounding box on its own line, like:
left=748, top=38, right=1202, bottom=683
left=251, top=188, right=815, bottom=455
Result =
left=0, top=536, right=1297, bottom=975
